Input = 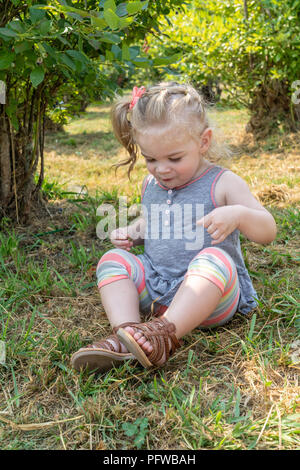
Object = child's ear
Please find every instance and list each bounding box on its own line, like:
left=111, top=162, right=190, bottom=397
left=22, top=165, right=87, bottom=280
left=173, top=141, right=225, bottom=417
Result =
left=199, top=128, right=212, bottom=154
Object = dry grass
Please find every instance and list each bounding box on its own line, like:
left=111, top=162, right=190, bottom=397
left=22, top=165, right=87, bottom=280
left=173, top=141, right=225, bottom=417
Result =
left=0, top=103, right=299, bottom=450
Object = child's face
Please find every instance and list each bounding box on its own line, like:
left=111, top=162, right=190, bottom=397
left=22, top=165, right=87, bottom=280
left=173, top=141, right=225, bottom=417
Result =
left=136, top=126, right=212, bottom=189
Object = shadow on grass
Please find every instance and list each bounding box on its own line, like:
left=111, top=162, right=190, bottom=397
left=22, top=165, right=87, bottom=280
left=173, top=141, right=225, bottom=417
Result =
left=78, top=110, right=111, bottom=120
left=227, top=127, right=300, bottom=159
left=45, top=105, right=121, bottom=157
left=45, top=130, right=121, bottom=157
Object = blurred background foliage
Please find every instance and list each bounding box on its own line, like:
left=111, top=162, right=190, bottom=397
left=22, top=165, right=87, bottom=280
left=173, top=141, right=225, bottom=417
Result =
left=0, top=0, right=299, bottom=221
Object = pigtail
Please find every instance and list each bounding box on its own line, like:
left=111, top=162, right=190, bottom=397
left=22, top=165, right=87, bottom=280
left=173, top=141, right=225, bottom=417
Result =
left=111, top=95, right=139, bottom=178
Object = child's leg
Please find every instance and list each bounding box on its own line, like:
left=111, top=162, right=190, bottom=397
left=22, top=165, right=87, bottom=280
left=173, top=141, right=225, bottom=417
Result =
left=99, top=279, right=141, bottom=329
left=122, top=247, right=240, bottom=361
left=163, top=277, right=223, bottom=337
left=165, top=246, right=240, bottom=336
left=71, top=249, right=152, bottom=371
left=97, top=248, right=152, bottom=330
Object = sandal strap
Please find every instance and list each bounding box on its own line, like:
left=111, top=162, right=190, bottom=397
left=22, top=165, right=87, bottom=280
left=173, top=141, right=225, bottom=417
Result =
left=112, top=321, right=138, bottom=334
left=85, top=334, right=122, bottom=352
left=125, top=317, right=181, bottom=366
left=86, top=322, right=138, bottom=353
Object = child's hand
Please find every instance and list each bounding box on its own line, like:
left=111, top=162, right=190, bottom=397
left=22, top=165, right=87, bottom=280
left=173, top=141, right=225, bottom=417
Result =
left=197, top=206, right=241, bottom=245
left=110, top=227, right=133, bottom=251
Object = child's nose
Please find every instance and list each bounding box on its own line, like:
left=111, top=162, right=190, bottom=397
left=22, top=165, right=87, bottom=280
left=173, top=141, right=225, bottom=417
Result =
left=157, top=162, right=171, bottom=174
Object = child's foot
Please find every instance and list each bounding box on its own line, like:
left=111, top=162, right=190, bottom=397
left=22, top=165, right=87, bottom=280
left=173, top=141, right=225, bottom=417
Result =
left=117, top=317, right=182, bottom=368
left=124, top=326, right=154, bottom=353
left=123, top=326, right=171, bottom=366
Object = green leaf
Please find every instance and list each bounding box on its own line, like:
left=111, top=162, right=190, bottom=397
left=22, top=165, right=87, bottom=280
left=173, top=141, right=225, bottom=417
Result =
left=14, top=42, right=32, bottom=54
left=153, top=53, right=181, bottom=66
left=118, top=16, right=134, bottom=28
left=39, top=19, right=52, bottom=35
left=29, top=7, right=46, bottom=23
left=99, top=32, right=121, bottom=44
left=64, top=50, right=88, bottom=73
left=134, top=433, right=145, bottom=449
left=122, top=43, right=130, bottom=61
left=247, top=313, right=257, bottom=341
left=128, top=46, right=140, bottom=59
left=90, top=16, right=107, bottom=30
left=122, top=422, right=137, bottom=437
left=132, top=57, right=150, bottom=68
left=104, top=0, right=117, bottom=13
left=116, top=3, right=128, bottom=16
left=103, top=8, right=119, bottom=30
left=60, top=53, right=76, bottom=71
left=57, top=35, right=72, bottom=47
left=42, top=43, right=56, bottom=58
left=0, top=27, right=18, bottom=38
left=0, top=52, right=15, bottom=70
left=9, top=21, right=25, bottom=34
left=126, top=1, right=148, bottom=15
left=30, top=67, right=45, bottom=87
left=105, top=49, right=114, bottom=61
left=112, top=45, right=121, bottom=59
left=59, top=5, right=91, bottom=19
left=88, top=39, right=101, bottom=50
left=66, top=50, right=88, bottom=64
left=23, top=49, right=39, bottom=65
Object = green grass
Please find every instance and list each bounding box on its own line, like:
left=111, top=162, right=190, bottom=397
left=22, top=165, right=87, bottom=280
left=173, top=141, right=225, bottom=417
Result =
left=0, top=104, right=299, bottom=450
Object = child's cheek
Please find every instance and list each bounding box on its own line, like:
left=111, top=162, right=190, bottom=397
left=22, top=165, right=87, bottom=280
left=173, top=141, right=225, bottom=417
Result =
left=147, top=163, right=155, bottom=174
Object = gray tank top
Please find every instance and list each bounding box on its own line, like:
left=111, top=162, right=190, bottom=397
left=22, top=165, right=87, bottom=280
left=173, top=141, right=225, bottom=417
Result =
left=137, top=165, right=258, bottom=314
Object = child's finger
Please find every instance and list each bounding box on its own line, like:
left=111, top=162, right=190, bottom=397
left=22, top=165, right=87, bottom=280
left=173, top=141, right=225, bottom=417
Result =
left=211, top=231, right=227, bottom=245
left=113, top=239, right=131, bottom=248
left=210, top=228, right=221, bottom=239
left=114, top=227, right=130, bottom=239
left=196, top=215, right=209, bottom=227
left=114, top=233, right=127, bottom=240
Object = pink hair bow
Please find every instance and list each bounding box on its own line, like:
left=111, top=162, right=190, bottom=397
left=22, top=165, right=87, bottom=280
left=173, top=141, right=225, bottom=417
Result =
left=129, top=86, right=146, bottom=110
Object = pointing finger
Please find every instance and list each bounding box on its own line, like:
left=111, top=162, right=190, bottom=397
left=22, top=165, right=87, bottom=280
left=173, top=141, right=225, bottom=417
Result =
left=197, top=215, right=211, bottom=228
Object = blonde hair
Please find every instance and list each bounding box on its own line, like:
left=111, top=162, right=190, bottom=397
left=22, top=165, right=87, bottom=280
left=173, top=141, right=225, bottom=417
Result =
left=111, top=81, right=228, bottom=177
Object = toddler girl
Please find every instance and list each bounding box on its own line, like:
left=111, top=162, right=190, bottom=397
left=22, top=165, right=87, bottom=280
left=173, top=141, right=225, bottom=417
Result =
left=71, top=82, right=276, bottom=372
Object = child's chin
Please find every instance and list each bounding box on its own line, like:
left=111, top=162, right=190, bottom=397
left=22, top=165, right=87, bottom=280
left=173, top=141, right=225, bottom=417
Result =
left=160, top=178, right=175, bottom=186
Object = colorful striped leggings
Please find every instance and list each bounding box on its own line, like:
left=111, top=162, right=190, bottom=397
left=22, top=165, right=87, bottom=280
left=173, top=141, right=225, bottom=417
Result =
left=96, top=247, right=240, bottom=328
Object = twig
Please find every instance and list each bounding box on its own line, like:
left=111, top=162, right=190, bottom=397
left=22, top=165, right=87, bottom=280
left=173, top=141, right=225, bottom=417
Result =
left=255, top=403, right=275, bottom=447
left=275, top=404, right=282, bottom=449
left=58, top=423, right=67, bottom=450
left=0, top=414, right=84, bottom=431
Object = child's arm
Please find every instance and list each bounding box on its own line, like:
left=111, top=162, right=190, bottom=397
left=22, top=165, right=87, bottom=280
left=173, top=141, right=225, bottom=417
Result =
left=197, top=171, right=277, bottom=245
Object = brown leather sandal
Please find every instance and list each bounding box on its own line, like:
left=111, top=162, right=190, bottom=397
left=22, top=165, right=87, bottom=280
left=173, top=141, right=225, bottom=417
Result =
left=116, top=317, right=182, bottom=368
left=71, top=322, right=137, bottom=373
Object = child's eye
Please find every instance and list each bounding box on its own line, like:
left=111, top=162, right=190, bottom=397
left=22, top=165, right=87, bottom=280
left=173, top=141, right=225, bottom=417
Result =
left=169, top=157, right=182, bottom=162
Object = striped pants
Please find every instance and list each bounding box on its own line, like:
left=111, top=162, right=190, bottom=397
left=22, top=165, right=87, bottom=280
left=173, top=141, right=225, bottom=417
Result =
left=96, top=247, right=240, bottom=328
